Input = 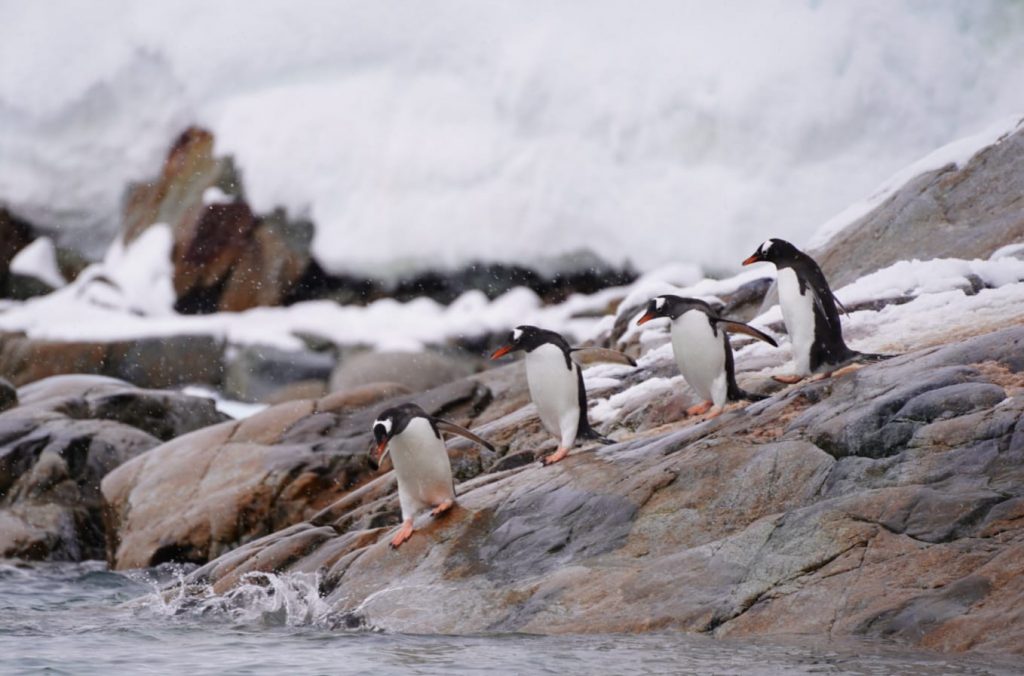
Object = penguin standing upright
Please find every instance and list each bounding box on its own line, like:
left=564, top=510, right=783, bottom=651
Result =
left=743, top=238, right=883, bottom=382
left=636, top=295, right=778, bottom=418
left=490, top=325, right=629, bottom=465
left=371, top=403, right=494, bottom=548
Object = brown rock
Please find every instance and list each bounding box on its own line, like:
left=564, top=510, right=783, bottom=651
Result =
left=122, top=126, right=311, bottom=313
left=101, top=377, right=489, bottom=570
left=0, top=332, right=224, bottom=388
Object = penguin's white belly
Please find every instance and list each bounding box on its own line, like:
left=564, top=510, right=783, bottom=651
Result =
left=777, top=267, right=816, bottom=376
left=525, top=344, right=580, bottom=446
left=671, top=311, right=728, bottom=406
left=388, top=418, right=454, bottom=518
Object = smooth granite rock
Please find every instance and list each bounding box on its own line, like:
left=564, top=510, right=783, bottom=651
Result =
left=175, top=326, right=1024, bottom=656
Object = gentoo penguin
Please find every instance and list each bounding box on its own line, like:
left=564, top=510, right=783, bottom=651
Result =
left=371, top=403, right=494, bottom=549
left=490, top=326, right=627, bottom=465
left=743, top=238, right=882, bottom=382
left=636, top=295, right=778, bottom=418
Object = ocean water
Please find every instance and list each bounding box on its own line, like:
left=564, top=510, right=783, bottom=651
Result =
left=1, top=562, right=1020, bottom=675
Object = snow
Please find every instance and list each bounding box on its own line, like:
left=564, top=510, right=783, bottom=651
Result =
left=182, top=385, right=268, bottom=420
left=9, top=237, right=65, bottom=288
left=807, top=116, right=1024, bottom=249
left=585, top=255, right=1024, bottom=417
left=203, top=187, right=233, bottom=205
left=3, top=2, right=1024, bottom=270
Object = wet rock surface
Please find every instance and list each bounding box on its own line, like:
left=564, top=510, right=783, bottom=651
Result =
left=101, top=378, right=492, bottom=570
left=0, top=376, right=226, bottom=560
left=169, top=326, right=1024, bottom=655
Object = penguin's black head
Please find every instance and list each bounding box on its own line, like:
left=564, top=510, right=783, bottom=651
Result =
left=636, top=295, right=710, bottom=325
left=369, top=403, right=427, bottom=469
left=490, top=325, right=565, bottom=359
left=743, top=238, right=799, bottom=267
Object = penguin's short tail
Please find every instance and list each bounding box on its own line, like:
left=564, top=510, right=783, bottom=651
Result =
left=727, top=381, right=768, bottom=403
left=580, top=426, right=616, bottom=445
left=853, top=351, right=895, bottom=363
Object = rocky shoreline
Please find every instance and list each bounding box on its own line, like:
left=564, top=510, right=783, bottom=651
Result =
left=0, top=120, right=1022, bottom=657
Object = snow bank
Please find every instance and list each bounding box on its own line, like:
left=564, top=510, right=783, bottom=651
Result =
left=586, top=255, right=1024, bottom=417
left=3, top=2, right=1024, bottom=271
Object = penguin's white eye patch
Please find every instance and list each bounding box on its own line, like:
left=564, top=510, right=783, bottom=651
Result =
left=760, top=240, right=773, bottom=255
left=374, top=418, right=392, bottom=435
left=511, top=328, right=523, bottom=342
left=654, top=297, right=666, bottom=310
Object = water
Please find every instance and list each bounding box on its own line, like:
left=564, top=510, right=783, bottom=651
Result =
left=1, top=562, right=1020, bottom=675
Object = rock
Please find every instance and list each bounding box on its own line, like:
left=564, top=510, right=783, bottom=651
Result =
left=217, top=209, right=314, bottom=312
left=122, top=126, right=312, bottom=314
left=288, top=253, right=638, bottom=308
left=6, top=274, right=55, bottom=301
left=224, top=343, right=334, bottom=403
left=263, top=380, right=328, bottom=404
left=101, top=378, right=490, bottom=569
left=0, top=378, right=15, bottom=413
left=0, top=207, right=35, bottom=297
left=0, top=332, right=225, bottom=388
left=329, top=350, right=480, bottom=395
left=178, top=326, right=1024, bottom=655
left=0, top=376, right=227, bottom=561
left=814, top=119, right=1024, bottom=288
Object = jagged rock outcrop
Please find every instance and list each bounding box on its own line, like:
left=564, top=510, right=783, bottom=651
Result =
left=0, top=375, right=226, bottom=560
left=814, top=118, right=1024, bottom=287
left=123, top=127, right=313, bottom=313
left=173, top=327, right=1024, bottom=655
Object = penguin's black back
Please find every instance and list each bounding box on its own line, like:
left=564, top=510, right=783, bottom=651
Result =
left=786, top=254, right=857, bottom=371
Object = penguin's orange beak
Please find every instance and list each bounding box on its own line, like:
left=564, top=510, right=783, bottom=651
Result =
left=742, top=253, right=760, bottom=266
left=373, top=439, right=390, bottom=465
left=490, top=345, right=513, bottom=360
left=636, top=310, right=658, bottom=326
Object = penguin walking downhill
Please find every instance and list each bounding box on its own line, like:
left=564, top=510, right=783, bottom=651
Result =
left=743, top=238, right=887, bottom=382
left=636, top=295, right=778, bottom=418
left=490, top=325, right=633, bottom=465
left=371, top=403, right=495, bottom=549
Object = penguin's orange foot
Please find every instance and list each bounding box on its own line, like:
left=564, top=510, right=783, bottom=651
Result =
left=772, top=374, right=804, bottom=385
left=542, top=447, right=570, bottom=466
left=704, top=406, right=724, bottom=420
left=686, top=401, right=713, bottom=416
left=431, top=499, right=454, bottom=518
left=390, top=520, right=415, bottom=549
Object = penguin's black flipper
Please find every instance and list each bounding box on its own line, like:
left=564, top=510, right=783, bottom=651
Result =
left=714, top=318, right=778, bottom=347
left=569, top=346, right=637, bottom=367
left=433, top=419, right=496, bottom=452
